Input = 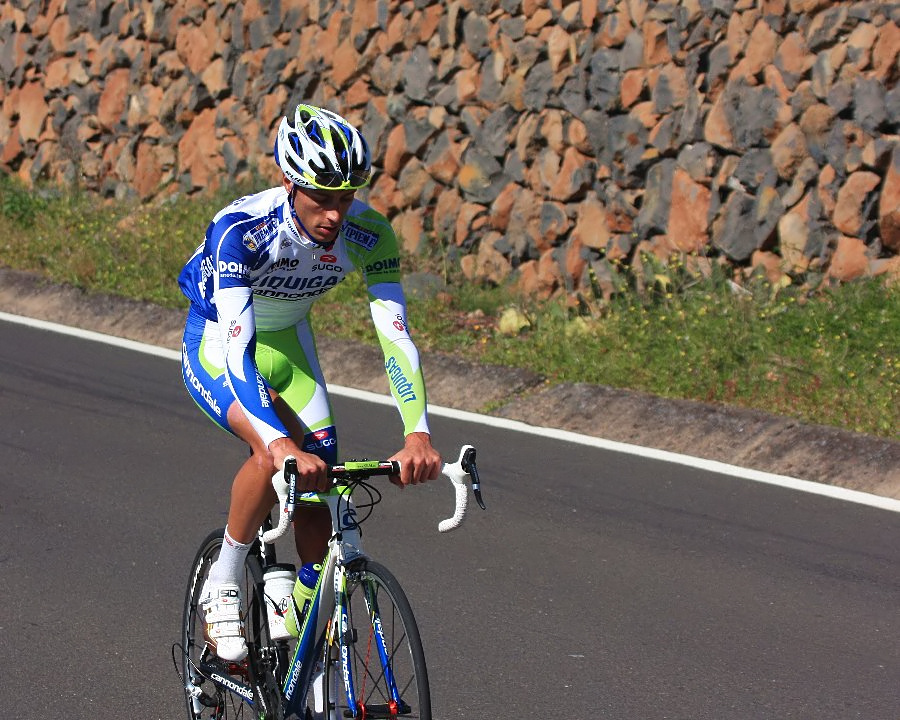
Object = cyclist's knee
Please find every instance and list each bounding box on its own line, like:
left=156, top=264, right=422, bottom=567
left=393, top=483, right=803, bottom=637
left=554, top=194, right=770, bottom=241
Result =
left=245, top=447, right=278, bottom=480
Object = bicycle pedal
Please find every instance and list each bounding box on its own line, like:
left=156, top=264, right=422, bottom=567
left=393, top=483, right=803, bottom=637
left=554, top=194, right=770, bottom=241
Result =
left=196, top=690, right=220, bottom=708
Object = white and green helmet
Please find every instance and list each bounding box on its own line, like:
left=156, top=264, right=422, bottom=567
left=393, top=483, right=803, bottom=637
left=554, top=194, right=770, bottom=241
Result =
left=274, top=104, right=372, bottom=190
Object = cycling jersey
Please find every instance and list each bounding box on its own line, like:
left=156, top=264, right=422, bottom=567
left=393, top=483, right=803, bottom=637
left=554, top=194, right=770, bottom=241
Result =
left=178, top=185, right=430, bottom=449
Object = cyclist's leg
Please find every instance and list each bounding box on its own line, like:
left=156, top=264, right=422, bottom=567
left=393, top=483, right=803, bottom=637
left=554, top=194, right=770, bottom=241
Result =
left=183, top=312, right=271, bottom=660
left=223, top=395, right=297, bottom=542
left=183, top=312, right=328, bottom=668
left=182, top=309, right=282, bottom=545
left=181, top=529, right=286, bottom=719
left=256, top=319, right=336, bottom=565
left=183, top=312, right=334, bottom=558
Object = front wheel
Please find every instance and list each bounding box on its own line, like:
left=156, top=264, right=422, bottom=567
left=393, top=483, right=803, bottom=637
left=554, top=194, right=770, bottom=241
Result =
left=180, top=529, right=288, bottom=720
left=323, top=559, right=431, bottom=719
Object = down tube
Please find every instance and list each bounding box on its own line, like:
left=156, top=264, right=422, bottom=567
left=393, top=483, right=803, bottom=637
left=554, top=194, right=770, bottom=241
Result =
left=282, top=590, right=322, bottom=716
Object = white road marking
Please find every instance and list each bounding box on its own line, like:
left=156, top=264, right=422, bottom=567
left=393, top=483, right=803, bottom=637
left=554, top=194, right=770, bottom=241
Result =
left=3, top=310, right=898, bottom=513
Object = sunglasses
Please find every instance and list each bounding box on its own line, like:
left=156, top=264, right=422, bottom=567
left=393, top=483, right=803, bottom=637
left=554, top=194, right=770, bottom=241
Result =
left=308, top=169, right=371, bottom=189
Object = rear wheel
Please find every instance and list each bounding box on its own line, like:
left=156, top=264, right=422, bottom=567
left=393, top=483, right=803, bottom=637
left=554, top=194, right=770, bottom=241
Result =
left=180, top=529, right=289, bottom=720
left=324, top=560, right=431, bottom=719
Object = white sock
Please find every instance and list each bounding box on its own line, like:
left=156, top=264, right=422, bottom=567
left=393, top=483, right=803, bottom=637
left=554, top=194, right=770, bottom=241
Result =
left=208, top=526, right=252, bottom=586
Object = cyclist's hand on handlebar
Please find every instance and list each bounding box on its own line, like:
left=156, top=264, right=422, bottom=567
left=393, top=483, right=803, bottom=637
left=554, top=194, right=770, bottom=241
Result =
left=270, top=438, right=330, bottom=493
left=292, top=451, right=332, bottom=493
left=389, top=432, right=442, bottom=487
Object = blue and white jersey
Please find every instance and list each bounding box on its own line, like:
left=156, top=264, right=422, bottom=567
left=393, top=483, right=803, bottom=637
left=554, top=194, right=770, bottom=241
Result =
left=178, top=186, right=429, bottom=448
left=179, top=186, right=404, bottom=330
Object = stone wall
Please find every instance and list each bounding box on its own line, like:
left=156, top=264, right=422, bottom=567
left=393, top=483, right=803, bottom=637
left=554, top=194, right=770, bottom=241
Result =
left=1, top=0, right=898, bottom=297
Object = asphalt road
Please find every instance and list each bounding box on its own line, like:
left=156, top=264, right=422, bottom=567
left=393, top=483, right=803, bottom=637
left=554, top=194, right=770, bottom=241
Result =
left=1, top=318, right=899, bottom=719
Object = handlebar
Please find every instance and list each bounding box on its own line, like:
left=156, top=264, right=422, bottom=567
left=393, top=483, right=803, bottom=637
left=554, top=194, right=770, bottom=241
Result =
left=261, top=444, right=485, bottom=544
left=438, top=445, right=485, bottom=532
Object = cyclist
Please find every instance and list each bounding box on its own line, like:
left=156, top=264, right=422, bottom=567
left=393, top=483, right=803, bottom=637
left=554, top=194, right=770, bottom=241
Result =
left=178, top=104, right=442, bottom=662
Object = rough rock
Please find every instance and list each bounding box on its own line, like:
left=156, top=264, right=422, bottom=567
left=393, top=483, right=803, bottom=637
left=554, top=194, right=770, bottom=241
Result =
left=0, top=0, right=897, bottom=295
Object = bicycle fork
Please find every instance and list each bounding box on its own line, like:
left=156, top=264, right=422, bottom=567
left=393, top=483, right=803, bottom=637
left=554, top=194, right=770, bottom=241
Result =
left=330, top=567, right=410, bottom=718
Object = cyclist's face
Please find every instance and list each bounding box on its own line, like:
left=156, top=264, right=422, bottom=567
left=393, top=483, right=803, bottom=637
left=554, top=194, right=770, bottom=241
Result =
left=284, top=176, right=356, bottom=245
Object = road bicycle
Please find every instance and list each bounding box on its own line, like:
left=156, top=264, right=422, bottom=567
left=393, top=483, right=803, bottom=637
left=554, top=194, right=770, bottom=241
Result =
left=175, top=445, right=485, bottom=719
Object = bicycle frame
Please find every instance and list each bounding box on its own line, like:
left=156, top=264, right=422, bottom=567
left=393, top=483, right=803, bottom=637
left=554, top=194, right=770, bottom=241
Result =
left=277, top=487, right=391, bottom=717
left=182, top=445, right=483, bottom=719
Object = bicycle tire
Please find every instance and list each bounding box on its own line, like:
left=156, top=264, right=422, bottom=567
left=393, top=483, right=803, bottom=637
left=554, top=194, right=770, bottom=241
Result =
left=180, top=528, right=288, bottom=720
left=323, top=559, right=431, bottom=719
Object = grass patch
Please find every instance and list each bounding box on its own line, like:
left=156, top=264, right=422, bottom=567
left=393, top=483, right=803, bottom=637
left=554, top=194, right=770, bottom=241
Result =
left=2, top=174, right=897, bottom=438
left=0, top=174, right=245, bottom=306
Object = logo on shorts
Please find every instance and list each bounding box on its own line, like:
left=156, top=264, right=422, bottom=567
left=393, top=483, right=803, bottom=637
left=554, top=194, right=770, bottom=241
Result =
left=304, top=428, right=336, bottom=451
left=182, top=344, right=222, bottom=418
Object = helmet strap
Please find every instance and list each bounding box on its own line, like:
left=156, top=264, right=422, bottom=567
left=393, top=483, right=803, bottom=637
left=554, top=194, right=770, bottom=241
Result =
left=287, top=182, right=336, bottom=249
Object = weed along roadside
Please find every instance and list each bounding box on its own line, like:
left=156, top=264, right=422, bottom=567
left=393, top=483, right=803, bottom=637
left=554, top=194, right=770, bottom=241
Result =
left=0, top=266, right=897, bottom=501
left=0, top=172, right=897, bottom=440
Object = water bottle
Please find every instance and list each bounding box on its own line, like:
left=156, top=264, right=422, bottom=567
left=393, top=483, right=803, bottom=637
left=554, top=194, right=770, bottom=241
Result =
left=284, top=562, right=322, bottom=637
left=262, top=563, right=297, bottom=641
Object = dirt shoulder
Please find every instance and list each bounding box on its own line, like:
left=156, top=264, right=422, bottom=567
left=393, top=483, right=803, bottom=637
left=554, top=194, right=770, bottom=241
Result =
left=2, top=267, right=897, bottom=499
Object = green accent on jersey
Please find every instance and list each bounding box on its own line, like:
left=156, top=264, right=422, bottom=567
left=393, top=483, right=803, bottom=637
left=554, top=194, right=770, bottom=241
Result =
left=376, top=337, right=428, bottom=437
left=344, top=208, right=402, bottom=285
left=346, top=208, right=428, bottom=435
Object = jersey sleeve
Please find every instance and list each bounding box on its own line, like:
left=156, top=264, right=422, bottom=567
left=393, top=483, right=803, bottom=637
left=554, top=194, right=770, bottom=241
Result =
left=341, top=207, right=430, bottom=435
left=209, top=216, right=290, bottom=448
left=368, top=281, right=431, bottom=437
left=343, top=209, right=431, bottom=436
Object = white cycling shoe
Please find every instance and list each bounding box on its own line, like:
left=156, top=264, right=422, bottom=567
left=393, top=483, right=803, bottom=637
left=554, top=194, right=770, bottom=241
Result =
left=200, top=580, right=248, bottom=662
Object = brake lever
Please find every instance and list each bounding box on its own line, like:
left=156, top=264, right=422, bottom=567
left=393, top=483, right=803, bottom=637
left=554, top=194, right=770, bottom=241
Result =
left=460, top=446, right=486, bottom=510
left=283, top=456, right=298, bottom=521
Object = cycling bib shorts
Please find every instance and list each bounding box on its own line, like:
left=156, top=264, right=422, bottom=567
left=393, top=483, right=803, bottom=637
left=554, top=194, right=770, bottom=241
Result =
left=182, top=307, right=338, bottom=464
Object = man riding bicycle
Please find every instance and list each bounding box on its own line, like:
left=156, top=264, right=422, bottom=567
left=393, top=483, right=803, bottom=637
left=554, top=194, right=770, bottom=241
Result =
left=178, top=104, right=442, bottom=662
